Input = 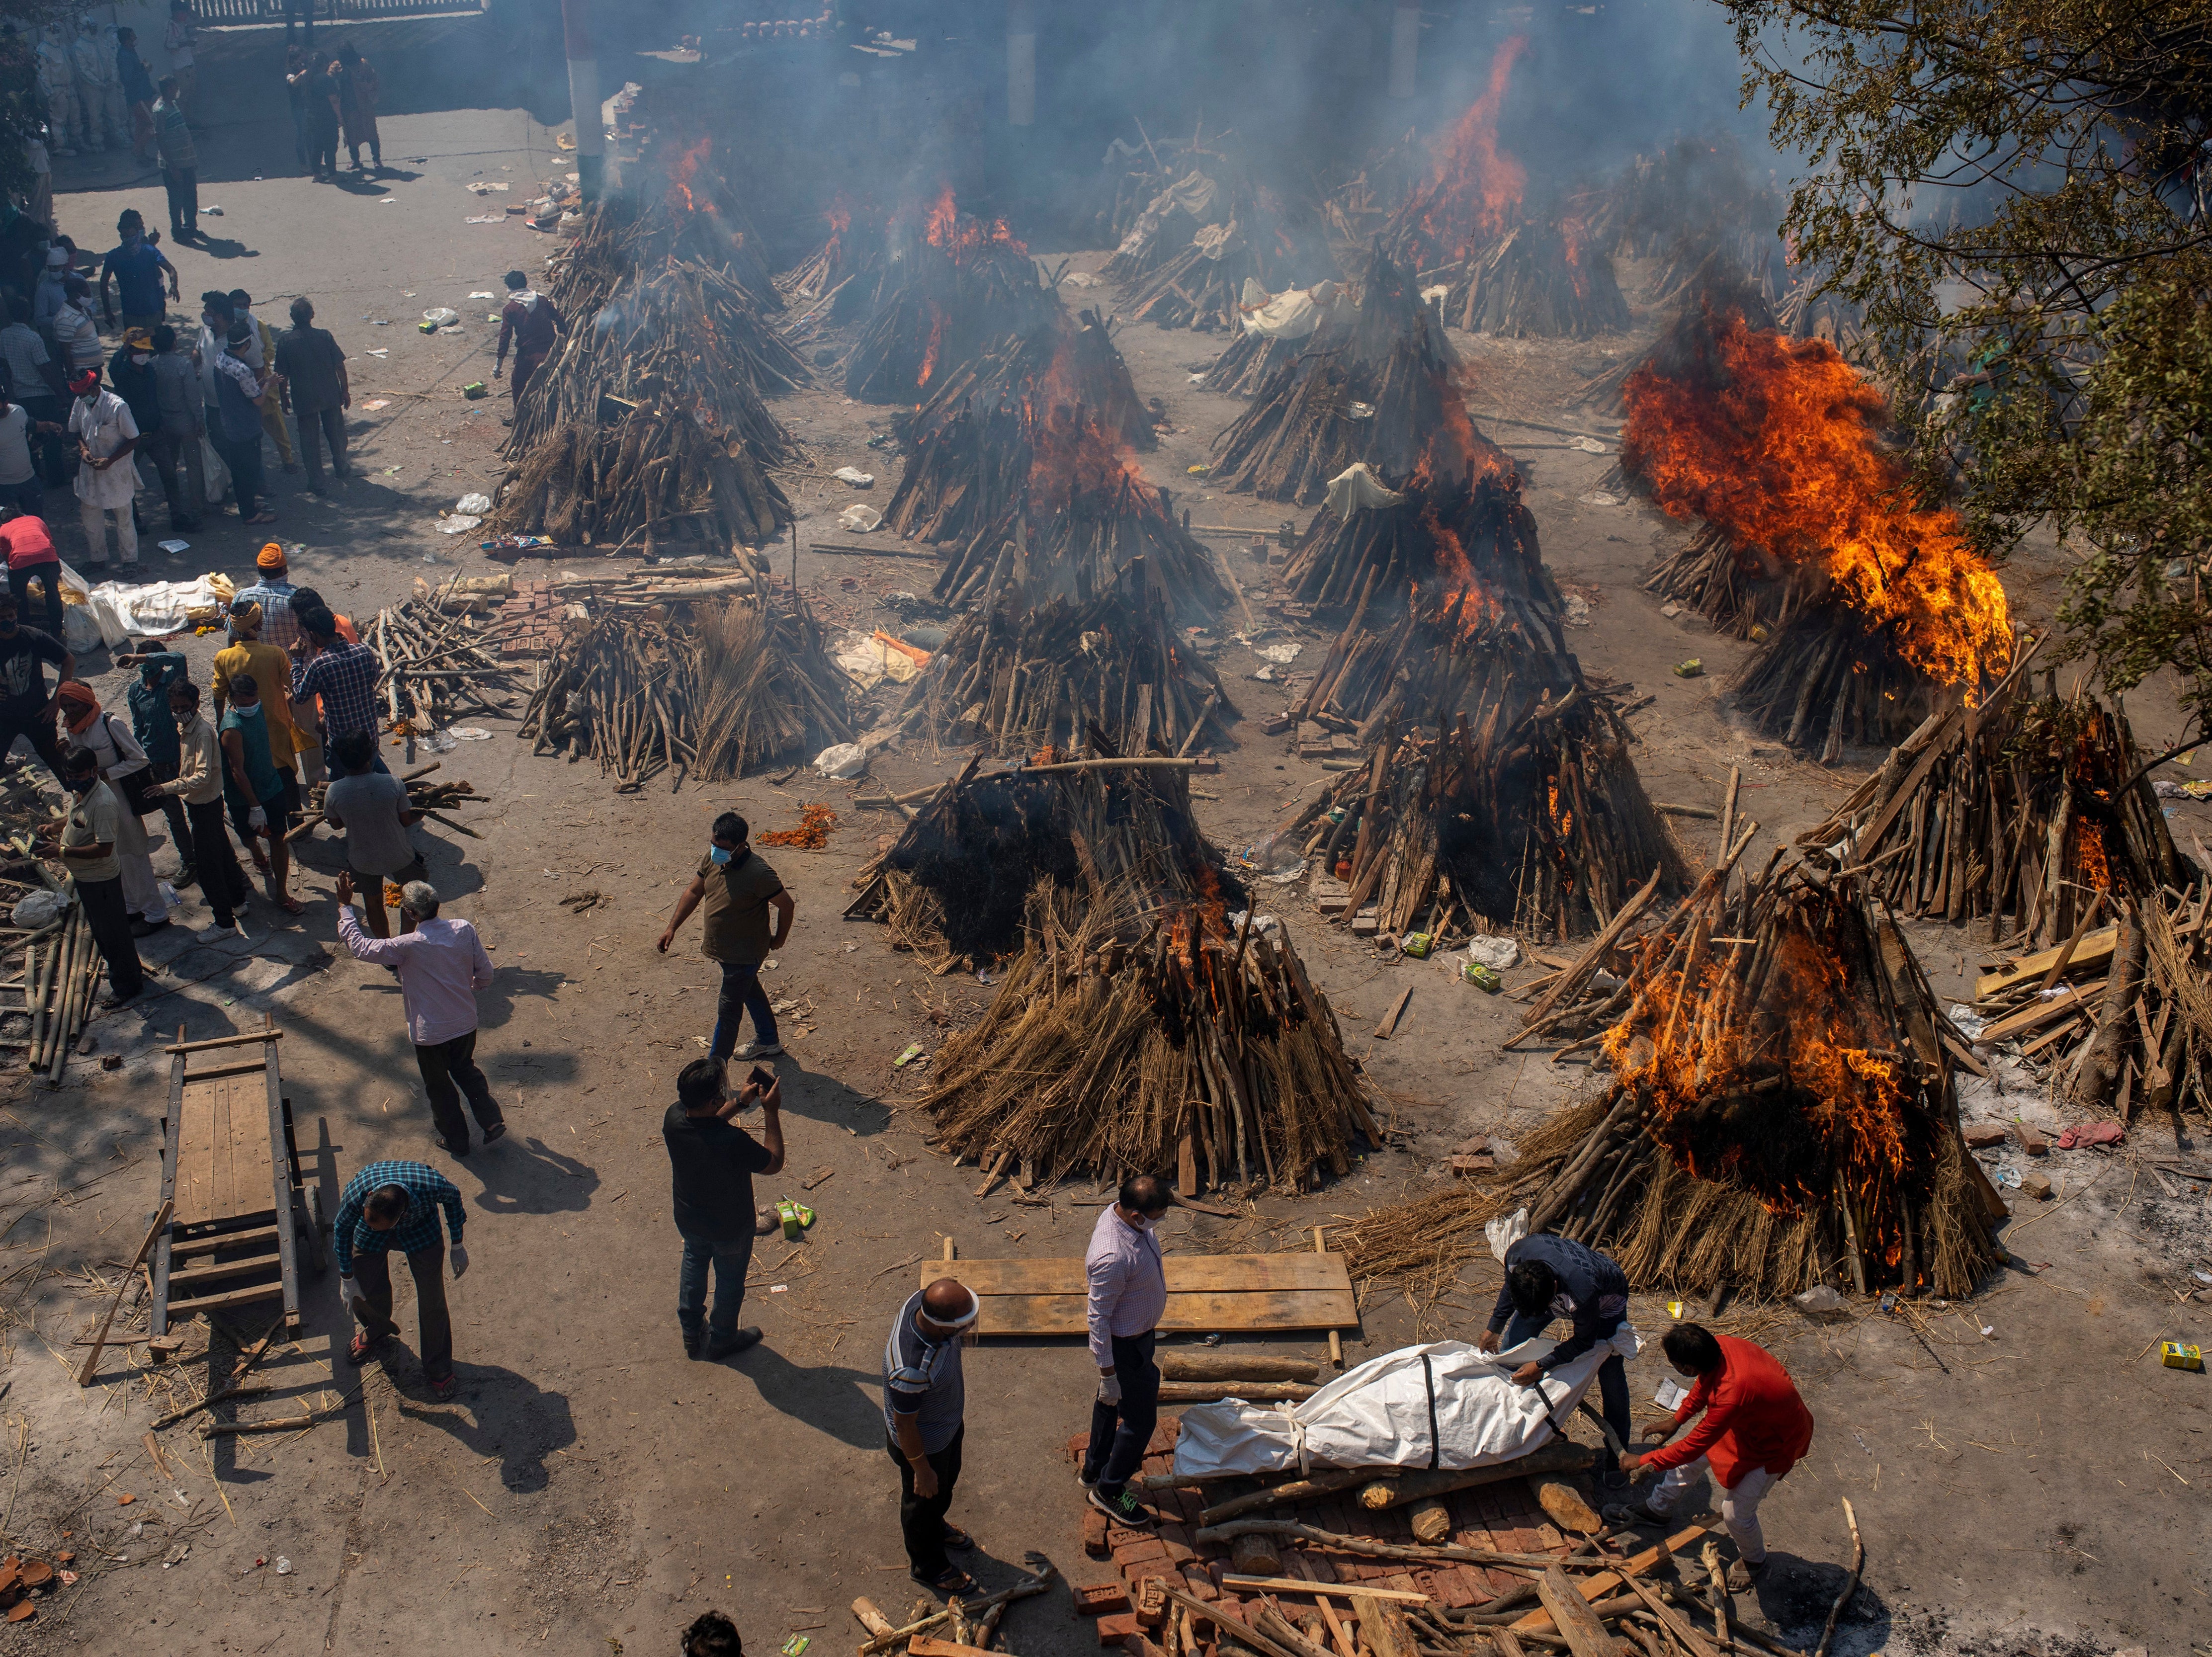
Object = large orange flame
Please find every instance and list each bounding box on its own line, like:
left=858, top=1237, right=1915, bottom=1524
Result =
left=921, top=185, right=1027, bottom=266
left=1416, top=36, right=1528, bottom=265
left=665, top=136, right=712, bottom=217
left=1622, top=303, right=2012, bottom=688
left=1022, top=330, right=1152, bottom=513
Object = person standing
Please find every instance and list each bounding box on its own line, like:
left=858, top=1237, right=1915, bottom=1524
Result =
left=332, top=871, right=503, bottom=1157
left=333, top=1159, right=469, bottom=1400
left=59, top=680, right=167, bottom=937
left=1481, top=1232, right=1635, bottom=1485
left=663, top=1056, right=782, bottom=1360
left=282, top=45, right=314, bottom=171
left=321, top=730, right=420, bottom=938
left=333, top=40, right=380, bottom=173
left=116, top=27, right=156, bottom=163
left=1081, top=1174, right=1171, bottom=1527
left=883, top=1277, right=981, bottom=1598
left=0, top=588, right=72, bottom=785
left=304, top=53, right=340, bottom=181
left=656, top=811, right=792, bottom=1061
left=146, top=324, right=203, bottom=529
left=107, top=328, right=161, bottom=493
left=3, top=295, right=70, bottom=484
left=98, top=211, right=178, bottom=338
left=0, top=379, right=56, bottom=518
left=31, top=246, right=72, bottom=340
left=163, top=1, right=198, bottom=119
left=234, top=544, right=312, bottom=774
left=69, top=17, right=126, bottom=154
left=51, top=278, right=102, bottom=379
left=66, top=367, right=138, bottom=570
left=152, top=78, right=198, bottom=243
left=289, top=603, right=376, bottom=756
left=228, top=291, right=296, bottom=474
left=216, top=671, right=298, bottom=913
left=210, top=597, right=303, bottom=825
left=118, top=643, right=196, bottom=887
left=1618, top=1324, right=1816, bottom=1591
left=152, top=679, right=247, bottom=931
left=492, top=269, right=564, bottom=414
left=59, top=745, right=146, bottom=1005
left=24, top=133, right=52, bottom=237
left=35, top=24, right=81, bottom=157
left=212, top=322, right=274, bottom=525
left=273, top=296, right=348, bottom=492
left=0, top=513, right=66, bottom=637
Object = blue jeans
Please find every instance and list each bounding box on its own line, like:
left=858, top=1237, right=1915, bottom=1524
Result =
left=678, top=1229, right=753, bottom=1337
left=1503, top=1310, right=1632, bottom=1475
left=710, top=960, right=778, bottom=1057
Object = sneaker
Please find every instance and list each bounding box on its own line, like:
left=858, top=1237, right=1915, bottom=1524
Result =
left=703, top=1327, right=763, bottom=1360
left=1724, top=1558, right=1766, bottom=1595
left=1088, top=1486, right=1156, bottom=1528
left=1077, top=1464, right=1101, bottom=1489
left=172, top=864, right=197, bottom=891
left=129, top=916, right=170, bottom=938
left=443, top=1139, right=471, bottom=1159
left=735, top=1041, right=783, bottom=1059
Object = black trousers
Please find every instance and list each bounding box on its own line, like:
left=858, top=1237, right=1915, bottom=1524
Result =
left=184, top=796, right=246, bottom=927
left=163, top=167, right=197, bottom=237
left=1502, top=1310, right=1634, bottom=1476
left=215, top=431, right=264, bottom=518
left=16, top=397, right=66, bottom=485
left=147, top=759, right=194, bottom=874
left=1084, top=1329, right=1161, bottom=1497
left=6, top=561, right=63, bottom=638
left=353, top=1242, right=452, bottom=1382
left=0, top=703, right=68, bottom=787
left=414, top=1030, right=503, bottom=1151
left=77, top=873, right=144, bottom=999
left=887, top=1424, right=963, bottom=1581
left=295, top=405, right=348, bottom=487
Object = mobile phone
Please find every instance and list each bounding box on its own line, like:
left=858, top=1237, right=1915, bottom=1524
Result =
left=747, top=1065, right=775, bottom=1092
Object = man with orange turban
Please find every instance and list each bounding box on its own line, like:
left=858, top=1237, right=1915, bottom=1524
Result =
left=236, top=542, right=324, bottom=785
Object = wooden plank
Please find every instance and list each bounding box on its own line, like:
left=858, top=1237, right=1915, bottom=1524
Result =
left=959, top=1288, right=1358, bottom=1338
left=1219, top=1577, right=1427, bottom=1605
left=1975, top=909, right=2207, bottom=999
left=1510, top=1521, right=1709, bottom=1634
left=1977, top=980, right=2104, bottom=1044
left=265, top=1035, right=300, bottom=1330
left=1534, top=1568, right=1612, bottom=1657
left=228, top=1076, right=267, bottom=1216
left=179, top=1057, right=276, bottom=1084
left=168, top=1223, right=281, bottom=1259
left=166, top=1251, right=285, bottom=1289
left=77, top=1202, right=171, bottom=1386
left=932, top=1254, right=1351, bottom=1297
left=175, top=1086, right=216, bottom=1227
left=1374, top=986, right=1413, bottom=1040
left=163, top=1029, right=285, bottom=1056
left=206, top=1076, right=235, bottom=1223
left=153, top=1037, right=185, bottom=1339
left=166, top=1281, right=288, bottom=1318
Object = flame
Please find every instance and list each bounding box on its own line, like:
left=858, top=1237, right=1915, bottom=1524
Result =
left=1021, top=329, right=1153, bottom=513
left=1415, top=36, right=1529, bottom=264
left=1623, top=301, right=2013, bottom=688
left=2073, top=821, right=2111, bottom=892
left=918, top=307, right=946, bottom=391
left=921, top=185, right=1026, bottom=266
left=665, top=136, right=712, bottom=218
left=824, top=195, right=852, bottom=262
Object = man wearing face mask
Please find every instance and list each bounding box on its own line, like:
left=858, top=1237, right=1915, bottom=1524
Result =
left=66, top=367, right=138, bottom=569
left=883, top=1276, right=982, bottom=1597
left=210, top=598, right=302, bottom=852
left=657, top=811, right=793, bottom=1061
left=1080, top=1174, right=1171, bottom=1528
left=0, top=587, right=73, bottom=785
left=217, top=671, right=298, bottom=915
left=58, top=680, right=168, bottom=937
left=58, top=745, right=146, bottom=1005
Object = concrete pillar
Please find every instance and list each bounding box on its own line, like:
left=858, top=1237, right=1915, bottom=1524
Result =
left=1007, top=0, right=1036, bottom=128
left=1388, top=2, right=1419, bottom=99
left=561, top=0, right=604, bottom=201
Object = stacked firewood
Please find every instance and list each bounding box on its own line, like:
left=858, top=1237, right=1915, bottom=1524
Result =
left=842, top=207, right=1057, bottom=405
left=897, top=559, right=1236, bottom=758
left=292, top=761, right=488, bottom=845
left=488, top=404, right=791, bottom=553
left=1796, top=645, right=2193, bottom=942
left=1110, top=176, right=1333, bottom=334
left=1493, top=854, right=2003, bottom=1298
left=544, top=158, right=782, bottom=326
left=1199, top=323, right=1306, bottom=398
left=367, top=583, right=534, bottom=734
left=1211, top=250, right=1468, bottom=504
left=1279, top=463, right=1530, bottom=615
left=1600, top=134, right=1787, bottom=305
left=1437, top=218, right=1630, bottom=338
left=919, top=883, right=1377, bottom=1194
left=519, top=593, right=852, bottom=789
left=776, top=195, right=886, bottom=317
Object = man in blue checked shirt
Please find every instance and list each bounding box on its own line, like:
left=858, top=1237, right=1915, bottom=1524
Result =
left=290, top=604, right=383, bottom=771
left=334, top=1159, right=470, bottom=1399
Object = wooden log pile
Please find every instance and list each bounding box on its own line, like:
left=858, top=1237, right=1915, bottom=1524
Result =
left=1211, top=250, right=1467, bottom=504
left=896, top=558, right=1236, bottom=758
left=1111, top=176, right=1333, bottom=335
left=775, top=194, right=886, bottom=319
left=542, top=153, right=783, bottom=331
left=1434, top=218, right=1630, bottom=339
left=842, top=202, right=1058, bottom=405
left=1600, top=134, right=1787, bottom=308
left=14, top=897, right=96, bottom=1081
left=918, top=881, right=1377, bottom=1194
left=519, top=591, right=853, bottom=790
left=1795, top=646, right=2192, bottom=942
left=1489, top=853, right=2004, bottom=1299
left=290, top=761, right=487, bottom=846
left=366, top=582, right=536, bottom=736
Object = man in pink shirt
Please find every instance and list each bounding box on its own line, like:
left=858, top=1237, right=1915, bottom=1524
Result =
left=1080, top=1174, right=1172, bottom=1528
left=332, top=871, right=505, bottom=1158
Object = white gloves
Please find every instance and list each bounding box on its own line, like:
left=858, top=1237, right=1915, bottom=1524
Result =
left=246, top=806, right=266, bottom=830
left=448, top=1244, right=469, bottom=1278
left=1098, top=1373, right=1122, bottom=1406
left=338, top=1275, right=364, bottom=1313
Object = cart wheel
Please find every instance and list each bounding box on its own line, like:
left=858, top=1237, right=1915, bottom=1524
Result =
left=301, top=1187, right=328, bottom=1277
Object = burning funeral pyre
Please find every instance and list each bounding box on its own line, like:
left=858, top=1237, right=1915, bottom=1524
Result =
left=1105, top=162, right=1333, bottom=334
left=893, top=556, right=1236, bottom=758
left=842, top=189, right=1058, bottom=404
left=1625, top=293, right=2013, bottom=756
left=519, top=591, right=852, bottom=789
left=1350, top=855, right=2004, bottom=1300
left=777, top=191, right=887, bottom=317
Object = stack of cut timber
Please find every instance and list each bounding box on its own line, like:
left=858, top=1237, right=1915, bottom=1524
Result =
left=366, top=581, right=535, bottom=734
left=896, top=557, right=1235, bottom=759
left=1434, top=216, right=1630, bottom=339
left=776, top=194, right=886, bottom=319
left=1111, top=173, right=1333, bottom=334
left=842, top=199, right=1058, bottom=405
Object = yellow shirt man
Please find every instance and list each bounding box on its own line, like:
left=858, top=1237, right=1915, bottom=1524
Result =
left=211, top=636, right=301, bottom=768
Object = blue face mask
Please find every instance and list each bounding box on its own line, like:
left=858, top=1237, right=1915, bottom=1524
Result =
left=709, top=844, right=733, bottom=865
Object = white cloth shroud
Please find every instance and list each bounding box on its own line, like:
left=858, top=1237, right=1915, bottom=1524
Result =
left=1324, top=462, right=1404, bottom=520
left=1170, top=1329, right=1638, bottom=1477
left=1236, top=278, right=1343, bottom=340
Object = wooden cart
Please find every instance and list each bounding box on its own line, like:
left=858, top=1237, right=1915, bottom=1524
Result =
left=151, top=1017, right=326, bottom=1338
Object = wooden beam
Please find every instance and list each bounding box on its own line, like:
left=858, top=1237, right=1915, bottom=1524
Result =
left=1221, top=1577, right=1428, bottom=1605
left=1509, top=1522, right=1712, bottom=1635
left=163, top=1030, right=283, bottom=1056
left=1534, top=1568, right=1614, bottom=1657
left=78, top=1201, right=171, bottom=1387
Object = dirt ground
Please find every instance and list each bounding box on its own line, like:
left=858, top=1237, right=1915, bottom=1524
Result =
left=0, top=28, right=2203, bottom=1657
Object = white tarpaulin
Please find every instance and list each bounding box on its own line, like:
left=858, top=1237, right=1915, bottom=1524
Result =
left=1237, top=278, right=1343, bottom=340
left=1324, top=462, right=1404, bottom=520
left=1170, top=1329, right=1638, bottom=1477
left=83, top=572, right=238, bottom=648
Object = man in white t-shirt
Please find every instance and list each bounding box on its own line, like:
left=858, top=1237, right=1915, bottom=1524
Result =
left=66, top=368, right=139, bottom=567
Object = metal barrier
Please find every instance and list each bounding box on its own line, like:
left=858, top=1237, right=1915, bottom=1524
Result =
left=196, top=0, right=486, bottom=22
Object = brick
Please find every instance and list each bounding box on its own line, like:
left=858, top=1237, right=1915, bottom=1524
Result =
left=1963, top=1123, right=2008, bottom=1148
left=1074, top=1583, right=1132, bottom=1617
left=1160, top=1537, right=1196, bottom=1568
left=1116, top=1538, right=1170, bottom=1570
left=1206, top=1560, right=1227, bottom=1588
left=1122, top=1638, right=1167, bottom=1657
left=1383, top=1574, right=1419, bottom=1595
left=1108, top=1523, right=1148, bottom=1551
left=2016, top=1122, right=2050, bottom=1156
left=1097, top=1613, right=1142, bottom=1647
left=1084, top=1508, right=1113, bottom=1560
left=1434, top=1568, right=1485, bottom=1610
left=1302, top=1554, right=1339, bottom=1583
left=1179, top=1567, right=1218, bottom=1602
left=1069, top=1431, right=1094, bottom=1464
left=1157, top=1521, right=1192, bottom=1548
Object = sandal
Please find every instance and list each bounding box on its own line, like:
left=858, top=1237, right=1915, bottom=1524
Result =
left=911, top=1566, right=979, bottom=1599
left=941, top=1526, right=976, bottom=1552
left=348, top=1330, right=384, bottom=1365
left=245, top=511, right=278, bottom=525
left=275, top=895, right=306, bottom=916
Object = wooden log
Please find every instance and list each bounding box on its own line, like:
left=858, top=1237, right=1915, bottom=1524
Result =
left=1508, top=1523, right=1710, bottom=1636
left=1157, top=1353, right=1320, bottom=1383
left=1407, top=1497, right=1451, bottom=1545
left=1534, top=1569, right=1613, bottom=1657
left=78, top=1201, right=171, bottom=1387
left=1198, top=1467, right=1369, bottom=1527
left=1223, top=1578, right=1430, bottom=1606
left=1356, top=1440, right=1595, bottom=1511
left=1231, top=1532, right=1285, bottom=1578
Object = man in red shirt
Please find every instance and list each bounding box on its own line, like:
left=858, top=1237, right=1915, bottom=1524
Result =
left=1619, top=1323, right=1815, bottom=1591
left=0, top=510, right=66, bottom=636
left=492, top=268, right=565, bottom=417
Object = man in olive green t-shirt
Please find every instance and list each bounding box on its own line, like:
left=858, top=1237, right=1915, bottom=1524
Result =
left=658, top=810, right=796, bottom=1060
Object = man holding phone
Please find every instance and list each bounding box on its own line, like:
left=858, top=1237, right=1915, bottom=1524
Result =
left=663, top=1056, right=783, bottom=1361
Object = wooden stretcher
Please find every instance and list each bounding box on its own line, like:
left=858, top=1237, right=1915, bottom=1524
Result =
left=920, top=1244, right=1359, bottom=1338
left=152, top=1016, right=326, bottom=1337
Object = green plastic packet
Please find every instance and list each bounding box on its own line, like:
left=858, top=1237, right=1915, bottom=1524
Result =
left=1461, top=962, right=1502, bottom=992
left=1674, top=658, right=1704, bottom=678
left=462, top=381, right=488, bottom=400
left=775, top=1197, right=815, bottom=1239
left=1401, top=932, right=1434, bottom=959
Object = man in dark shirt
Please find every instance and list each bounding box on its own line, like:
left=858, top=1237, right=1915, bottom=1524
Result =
left=117, top=644, right=195, bottom=885
left=662, top=1057, right=782, bottom=1361
left=492, top=268, right=564, bottom=415
left=273, top=295, right=350, bottom=492
left=1481, top=1232, right=1634, bottom=1483
left=97, top=209, right=177, bottom=336
left=657, top=811, right=794, bottom=1061
left=0, top=586, right=73, bottom=785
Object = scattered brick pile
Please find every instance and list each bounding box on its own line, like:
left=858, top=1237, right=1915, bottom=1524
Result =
left=1068, top=1417, right=1566, bottom=1651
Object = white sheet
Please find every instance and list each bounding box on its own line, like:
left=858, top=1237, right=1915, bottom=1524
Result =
left=1170, top=1328, right=1638, bottom=1477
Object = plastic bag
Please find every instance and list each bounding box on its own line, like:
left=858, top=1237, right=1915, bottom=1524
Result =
left=10, top=891, right=64, bottom=930
left=1485, top=1206, right=1530, bottom=1266
left=1467, top=935, right=1520, bottom=971
left=812, top=742, right=868, bottom=779
left=833, top=467, right=874, bottom=488
left=200, top=433, right=231, bottom=502
left=454, top=492, right=492, bottom=515
left=836, top=504, right=881, bottom=532
left=420, top=307, right=460, bottom=327
left=62, top=599, right=102, bottom=654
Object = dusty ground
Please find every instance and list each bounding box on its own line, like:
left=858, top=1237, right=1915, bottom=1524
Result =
left=0, top=25, right=2203, bottom=1657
